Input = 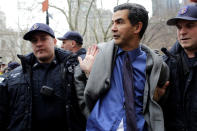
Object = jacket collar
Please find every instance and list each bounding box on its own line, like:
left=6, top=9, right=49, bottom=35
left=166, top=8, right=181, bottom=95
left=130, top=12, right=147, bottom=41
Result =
left=18, top=48, right=73, bottom=64
left=169, top=41, right=183, bottom=55
left=75, top=48, right=86, bottom=56
left=17, top=48, right=74, bottom=72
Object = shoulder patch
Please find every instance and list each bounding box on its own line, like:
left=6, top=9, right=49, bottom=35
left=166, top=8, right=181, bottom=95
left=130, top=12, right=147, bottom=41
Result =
left=10, top=72, right=21, bottom=78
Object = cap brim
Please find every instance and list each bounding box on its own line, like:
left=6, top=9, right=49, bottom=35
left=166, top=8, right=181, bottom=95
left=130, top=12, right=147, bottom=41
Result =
left=57, top=37, right=67, bottom=40
left=23, top=30, right=55, bottom=41
left=167, top=16, right=197, bottom=25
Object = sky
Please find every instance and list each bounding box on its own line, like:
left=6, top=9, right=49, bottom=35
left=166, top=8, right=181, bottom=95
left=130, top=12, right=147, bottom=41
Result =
left=97, top=0, right=152, bottom=14
left=0, top=0, right=154, bottom=46
left=0, top=0, right=152, bottom=30
left=0, top=0, right=184, bottom=31
left=0, top=0, right=184, bottom=47
left=0, top=0, right=18, bottom=29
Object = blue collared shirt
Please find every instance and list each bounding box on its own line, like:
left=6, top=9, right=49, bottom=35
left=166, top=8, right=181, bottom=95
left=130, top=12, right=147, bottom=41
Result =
left=87, top=46, right=147, bottom=131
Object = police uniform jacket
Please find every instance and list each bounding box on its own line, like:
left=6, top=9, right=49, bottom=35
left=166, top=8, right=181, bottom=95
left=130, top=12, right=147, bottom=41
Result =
left=162, top=41, right=197, bottom=131
left=0, top=48, right=86, bottom=131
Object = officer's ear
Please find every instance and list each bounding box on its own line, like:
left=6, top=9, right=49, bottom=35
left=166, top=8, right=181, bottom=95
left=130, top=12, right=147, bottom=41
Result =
left=71, top=40, right=76, bottom=48
left=53, top=38, right=57, bottom=46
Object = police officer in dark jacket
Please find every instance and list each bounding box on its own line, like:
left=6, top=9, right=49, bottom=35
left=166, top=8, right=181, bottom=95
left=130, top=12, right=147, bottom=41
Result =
left=0, top=23, right=86, bottom=131
left=58, top=31, right=86, bottom=59
left=161, top=4, right=197, bottom=131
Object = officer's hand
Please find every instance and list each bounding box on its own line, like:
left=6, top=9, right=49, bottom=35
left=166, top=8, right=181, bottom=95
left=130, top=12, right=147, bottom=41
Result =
left=153, top=81, right=169, bottom=102
left=78, top=44, right=99, bottom=77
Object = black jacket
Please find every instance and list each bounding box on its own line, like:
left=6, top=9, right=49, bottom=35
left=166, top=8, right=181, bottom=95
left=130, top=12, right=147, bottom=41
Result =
left=75, top=48, right=86, bottom=59
left=162, top=42, right=197, bottom=131
left=0, top=48, right=86, bottom=131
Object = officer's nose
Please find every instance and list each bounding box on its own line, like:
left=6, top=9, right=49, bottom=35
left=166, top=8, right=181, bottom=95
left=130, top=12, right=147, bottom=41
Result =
left=35, top=39, right=43, bottom=46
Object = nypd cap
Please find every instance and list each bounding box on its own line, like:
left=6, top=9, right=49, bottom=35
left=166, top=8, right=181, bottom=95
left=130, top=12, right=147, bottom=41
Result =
left=23, top=23, right=55, bottom=40
left=58, top=31, right=83, bottom=45
left=167, top=4, right=197, bottom=25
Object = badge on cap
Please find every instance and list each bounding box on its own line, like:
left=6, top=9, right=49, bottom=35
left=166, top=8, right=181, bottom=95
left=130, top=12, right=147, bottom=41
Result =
left=179, top=6, right=188, bottom=15
left=32, top=23, right=39, bottom=30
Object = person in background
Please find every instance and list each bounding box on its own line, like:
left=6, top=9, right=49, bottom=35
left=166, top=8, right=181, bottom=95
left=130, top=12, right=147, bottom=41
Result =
left=0, top=62, right=6, bottom=75
left=0, top=62, right=3, bottom=75
left=0, top=23, right=86, bottom=131
left=75, top=3, right=169, bottom=131
left=58, top=31, right=86, bottom=58
left=3, top=61, right=20, bottom=73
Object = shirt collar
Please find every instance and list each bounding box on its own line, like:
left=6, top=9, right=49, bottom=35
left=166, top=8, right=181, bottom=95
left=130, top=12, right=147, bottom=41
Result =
left=117, top=45, right=142, bottom=62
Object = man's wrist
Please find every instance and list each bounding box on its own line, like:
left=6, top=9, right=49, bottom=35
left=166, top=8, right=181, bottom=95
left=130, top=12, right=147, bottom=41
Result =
left=84, top=70, right=90, bottom=78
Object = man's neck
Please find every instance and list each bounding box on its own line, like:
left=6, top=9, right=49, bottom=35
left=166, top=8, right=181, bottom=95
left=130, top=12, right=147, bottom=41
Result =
left=119, top=40, right=140, bottom=51
left=38, top=55, right=55, bottom=64
left=184, top=49, right=197, bottom=58
left=72, top=47, right=81, bottom=53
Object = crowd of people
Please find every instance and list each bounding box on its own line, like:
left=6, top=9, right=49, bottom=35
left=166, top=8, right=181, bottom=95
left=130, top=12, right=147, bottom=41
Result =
left=0, top=1, right=197, bottom=131
left=0, top=61, right=20, bottom=75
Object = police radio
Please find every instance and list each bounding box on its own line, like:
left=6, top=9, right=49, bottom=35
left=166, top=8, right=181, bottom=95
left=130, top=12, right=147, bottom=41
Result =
left=40, top=86, right=54, bottom=96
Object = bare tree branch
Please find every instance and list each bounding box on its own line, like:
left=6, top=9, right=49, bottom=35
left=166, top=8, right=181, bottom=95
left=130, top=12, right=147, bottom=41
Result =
left=116, top=0, right=119, bottom=5
left=49, top=4, right=75, bottom=30
left=94, top=3, right=112, bottom=42
left=82, top=0, right=95, bottom=36
left=91, top=25, right=99, bottom=43
left=74, top=0, right=81, bottom=30
left=100, top=0, right=103, bottom=8
left=104, top=22, right=112, bottom=41
left=67, top=0, right=73, bottom=30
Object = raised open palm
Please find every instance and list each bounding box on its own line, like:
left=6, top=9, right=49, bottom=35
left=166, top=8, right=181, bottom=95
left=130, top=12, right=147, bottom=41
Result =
left=78, top=44, right=99, bottom=77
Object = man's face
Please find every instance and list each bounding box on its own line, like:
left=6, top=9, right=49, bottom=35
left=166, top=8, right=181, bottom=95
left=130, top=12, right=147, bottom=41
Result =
left=111, top=9, right=138, bottom=49
left=176, top=20, right=197, bottom=53
left=30, top=32, right=56, bottom=63
left=61, top=40, right=73, bottom=51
